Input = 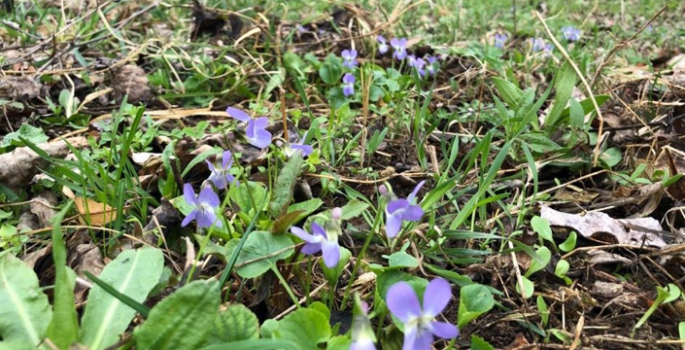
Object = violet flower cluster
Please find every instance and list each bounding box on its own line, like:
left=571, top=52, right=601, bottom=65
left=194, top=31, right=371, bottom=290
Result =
left=561, top=26, right=581, bottom=41
left=494, top=32, right=508, bottom=48
left=531, top=37, right=553, bottom=53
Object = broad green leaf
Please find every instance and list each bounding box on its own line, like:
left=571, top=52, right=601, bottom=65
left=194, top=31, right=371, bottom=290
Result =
left=339, top=200, right=369, bottom=220
left=80, top=247, right=164, bottom=350
left=287, top=198, right=323, bottom=221
left=384, top=251, right=418, bottom=269
left=229, top=181, right=268, bottom=213
left=516, top=276, right=535, bottom=299
left=1, top=124, right=48, bottom=148
left=270, top=152, right=304, bottom=217
left=559, top=231, right=577, bottom=252
left=545, top=62, right=577, bottom=127
left=262, top=307, right=331, bottom=349
left=199, top=339, right=300, bottom=350
left=491, top=77, right=523, bottom=108
left=264, top=70, right=286, bottom=97
left=470, top=335, right=495, bottom=350
left=271, top=211, right=304, bottom=235
left=208, top=304, right=259, bottom=344
left=559, top=94, right=610, bottom=120
left=518, top=133, right=562, bottom=154
left=134, top=280, right=220, bottom=350
left=568, top=97, right=584, bottom=127
left=233, top=231, right=294, bottom=278
left=554, top=260, right=570, bottom=278
left=327, top=335, right=352, bottom=350
left=679, top=322, right=685, bottom=341
left=457, top=284, right=494, bottom=328
left=600, top=147, right=622, bottom=168
left=530, top=216, right=553, bottom=244
left=319, top=55, right=343, bottom=85
left=47, top=203, right=78, bottom=349
left=0, top=252, right=52, bottom=346
left=525, top=246, right=551, bottom=278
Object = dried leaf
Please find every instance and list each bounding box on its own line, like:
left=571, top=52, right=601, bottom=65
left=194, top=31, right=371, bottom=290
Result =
left=540, top=205, right=667, bottom=247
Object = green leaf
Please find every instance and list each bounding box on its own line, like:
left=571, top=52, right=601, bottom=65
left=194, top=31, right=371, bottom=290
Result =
left=568, top=97, right=585, bottom=128
left=80, top=247, right=164, bottom=350
left=270, top=152, right=304, bottom=217
left=518, top=133, right=562, bottom=154
left=1, top=124, right=48, bottom=148
left=234, top=231, right=294, bottom=278
left=530, top=216, right=553, bottom=244
left=545, top=62, right=577, bottom=127
left=491, top=77, right=523, bottom=108
left=516, top=276, right=535, bottom=299
left=229, top=181, right=268, bottom=213
left=457, top=284, right=494, bottom=328
left=559, top=231, right=577, bottom=253
left=208, top=304, right=259, bottom=344
left=470, top=335, right=495, bottom=350
left=319, top=55, right=343, bottom=85
left=384, top=251, right=419, bottom=269
left=600, top=147, right=622, bottom=168
left=525, top=246, right=551, bottom=277
left=537, top=295, right=549, bottom=327
left=321, top=247, right=351, bottom=285
left=327, top=335, right=352, bottom=350
left=0, top=252, right=52, bottom=346
left=339, top=200, right=369, bottom=220
left=559, top=95, right=610, bottom=120
left=271, top=211, right=305, bottom=235
left=134, top=280, right=220, bottom=350
left=198, top=339, right=300, bottom=350
left=261, top=307, right=331, bottom=348
left=287, top=198, right=323, bottom=220
left=47, top=203, right=78, bottom=349
left=679, top=322, right=685, bottom=341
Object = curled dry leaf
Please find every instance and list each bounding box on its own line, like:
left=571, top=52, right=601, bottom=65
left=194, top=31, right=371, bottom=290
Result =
left=592, top=281, right=624, bottom=299
left=0, top=137, right=87, bottom=190
left=540, top=205, right=668, bottom=248
left=30, top=191, right=59, bottom=228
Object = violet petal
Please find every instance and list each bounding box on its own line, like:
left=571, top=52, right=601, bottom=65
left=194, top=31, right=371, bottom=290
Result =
left=386, top=281, right=421, bottom=323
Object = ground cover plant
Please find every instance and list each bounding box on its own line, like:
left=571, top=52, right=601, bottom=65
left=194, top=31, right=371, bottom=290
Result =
left=2, top=0, right=685, bottom=349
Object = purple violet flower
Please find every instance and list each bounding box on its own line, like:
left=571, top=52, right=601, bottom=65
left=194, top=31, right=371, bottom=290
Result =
left=226, top=107, right=272, bottom=149
left=288, top=131, right=313, bottom=157
left=531, top=37, right=553, bottom=53
left=343, top=73, right=355, bottom=97
left=494, top=32, right=508, bottom=48
left=206, top=150, right=236, bottom=190
left=387, top=278, right=459, bottom=350
left=391, top=38, right=408, bottom=60
left=350, top=296, right=377, bottom=350
left=385, top=180, right=425, bottom=238
left=414, top=57, right=426, bottom=76
left=425, top=56, right=438, bottom=75
left=290, top=221, right=341, bottom=268
left=561, top=26, right=581, bottom=41
left=342, top=49, right=358, bottom=69
left=181, top=184, right=222, bottom=228
left=377, top=35, right=389, bottom=54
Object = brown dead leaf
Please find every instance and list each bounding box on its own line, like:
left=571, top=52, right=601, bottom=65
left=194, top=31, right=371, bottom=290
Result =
left=540, top=205, right=668, bottom=247
left=73, top=197, right=118, bottom=227
left=30, top=191, right=59, bottom=228
left=112, top=64, right=152, bottom=104
left=0, top=75, right=42, bottom=100
left=0, top=137, right=87, bottom=190
left=503, top=333, right=536, bottom=350
left=21, top=245, right=52, bottom=270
